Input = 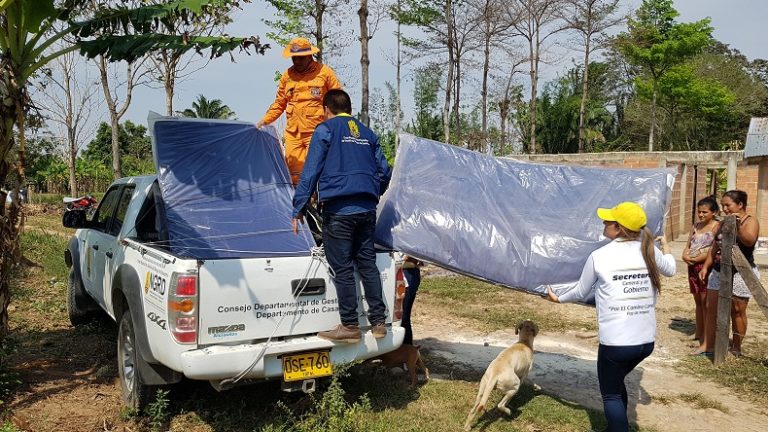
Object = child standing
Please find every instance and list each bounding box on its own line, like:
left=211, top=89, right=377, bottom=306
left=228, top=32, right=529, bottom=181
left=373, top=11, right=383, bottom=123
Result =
left=682, top=196, right=719, bottom=344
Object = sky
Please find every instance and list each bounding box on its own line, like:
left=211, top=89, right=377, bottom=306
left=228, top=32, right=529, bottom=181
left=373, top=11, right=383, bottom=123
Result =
left=57, top=0, right=768, bottom=141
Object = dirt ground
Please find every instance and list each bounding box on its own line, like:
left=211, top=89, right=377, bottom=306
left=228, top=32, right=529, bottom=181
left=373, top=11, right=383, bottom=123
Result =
left=415, top=263, right=768, bottom=432
left=4, top=235, right=768, bottom=431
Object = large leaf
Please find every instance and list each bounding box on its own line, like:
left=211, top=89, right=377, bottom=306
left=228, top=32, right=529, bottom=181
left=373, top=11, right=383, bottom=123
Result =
left=21, top=0, right=56, bottom=33
left=78, top=34, right=267, bottom=63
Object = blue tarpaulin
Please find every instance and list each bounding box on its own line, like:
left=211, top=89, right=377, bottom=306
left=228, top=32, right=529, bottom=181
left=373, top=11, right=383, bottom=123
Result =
left=375, top=134, right=675, bottom=294
left=148, top=113, right=315, bottom=259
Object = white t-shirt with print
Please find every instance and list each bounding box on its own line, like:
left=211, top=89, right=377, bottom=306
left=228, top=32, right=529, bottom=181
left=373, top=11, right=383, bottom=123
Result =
left=557, top=240, right=676, bottom=346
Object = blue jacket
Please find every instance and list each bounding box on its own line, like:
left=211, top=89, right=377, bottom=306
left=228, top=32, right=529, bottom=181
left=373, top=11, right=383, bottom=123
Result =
left=292, top=114, right=391, bottom=218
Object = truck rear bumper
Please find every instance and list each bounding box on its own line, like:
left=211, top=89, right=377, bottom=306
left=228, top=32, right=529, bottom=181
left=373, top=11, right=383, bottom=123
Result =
left=180, top=325, right=405, bottom=381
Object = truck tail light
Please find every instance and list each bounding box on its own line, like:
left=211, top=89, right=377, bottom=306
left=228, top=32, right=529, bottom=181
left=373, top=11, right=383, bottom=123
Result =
left=394, top=267, right=406, bottom=321
left=168, top=272, right=198, bottom=344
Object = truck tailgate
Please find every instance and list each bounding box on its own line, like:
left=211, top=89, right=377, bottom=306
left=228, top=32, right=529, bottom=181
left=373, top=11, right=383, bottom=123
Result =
left=197, top=254, right=395, bottom=345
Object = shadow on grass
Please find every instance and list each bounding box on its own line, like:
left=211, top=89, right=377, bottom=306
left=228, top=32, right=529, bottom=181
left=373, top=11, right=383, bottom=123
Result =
left=667, top=317, right=695, bottom=337
left=418, top=336, right=653, bottom=432
left=6, top=314, right=118, bottom=410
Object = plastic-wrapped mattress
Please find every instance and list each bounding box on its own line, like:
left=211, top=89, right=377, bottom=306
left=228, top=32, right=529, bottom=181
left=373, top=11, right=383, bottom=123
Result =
left=375, top=134, right=675, bottom=294
left=148, top=113, right=315, bottom=259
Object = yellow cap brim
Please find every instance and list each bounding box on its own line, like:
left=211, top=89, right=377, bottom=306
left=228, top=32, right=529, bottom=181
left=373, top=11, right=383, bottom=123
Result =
left=596, top=208, right=615, bottom=222
left=282, top=46, right=320, bottom=58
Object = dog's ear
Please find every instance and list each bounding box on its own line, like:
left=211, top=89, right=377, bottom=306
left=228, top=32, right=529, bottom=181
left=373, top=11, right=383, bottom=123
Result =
left=532, top=323, right=539, bottom=337
left=515, top=321, right=521, bottom=335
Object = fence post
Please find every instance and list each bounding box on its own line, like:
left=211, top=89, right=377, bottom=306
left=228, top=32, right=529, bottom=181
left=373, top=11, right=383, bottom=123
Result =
left=732, top=247, right=768, bottom=320
left=714, top=216, right=736, bottom=365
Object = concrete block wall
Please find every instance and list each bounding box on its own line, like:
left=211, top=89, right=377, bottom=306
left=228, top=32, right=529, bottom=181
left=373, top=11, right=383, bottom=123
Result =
left=736, top=165, right=759, bottom=207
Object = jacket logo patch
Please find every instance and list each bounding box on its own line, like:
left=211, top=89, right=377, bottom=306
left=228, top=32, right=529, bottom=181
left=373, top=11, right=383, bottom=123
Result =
left=310, top=87, right=321, bottom=98
left=348, top=120, right=360, bottom=138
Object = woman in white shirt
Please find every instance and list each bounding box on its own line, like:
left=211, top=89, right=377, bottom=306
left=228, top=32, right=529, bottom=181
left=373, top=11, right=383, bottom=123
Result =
left=546, top=202, right=676, bottom=432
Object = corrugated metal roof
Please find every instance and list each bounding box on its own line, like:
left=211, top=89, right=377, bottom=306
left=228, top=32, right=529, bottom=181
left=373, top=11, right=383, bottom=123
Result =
left=745, top=117, right=768, bottom=158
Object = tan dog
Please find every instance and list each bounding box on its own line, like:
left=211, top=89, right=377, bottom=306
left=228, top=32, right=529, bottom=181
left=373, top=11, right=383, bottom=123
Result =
left=464, top=320, right=539, bottom=431
left=368, top=343, right=430, bottom=386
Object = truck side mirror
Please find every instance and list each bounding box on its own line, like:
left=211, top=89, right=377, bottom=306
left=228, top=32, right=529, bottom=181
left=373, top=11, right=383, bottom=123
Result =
left=63, top=210, right=91, bottom=229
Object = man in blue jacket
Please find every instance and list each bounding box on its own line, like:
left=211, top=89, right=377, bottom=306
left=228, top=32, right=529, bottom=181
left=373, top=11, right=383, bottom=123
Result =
left=292, top=89, right=392, bottom=343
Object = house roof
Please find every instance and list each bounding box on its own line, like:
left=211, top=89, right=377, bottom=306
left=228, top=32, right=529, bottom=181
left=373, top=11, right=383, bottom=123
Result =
left=745, top=117, right=768, bottom=158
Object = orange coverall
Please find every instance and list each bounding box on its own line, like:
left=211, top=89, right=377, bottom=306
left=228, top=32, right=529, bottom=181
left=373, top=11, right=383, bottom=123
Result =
left=260, top=61, right=342, bottom=185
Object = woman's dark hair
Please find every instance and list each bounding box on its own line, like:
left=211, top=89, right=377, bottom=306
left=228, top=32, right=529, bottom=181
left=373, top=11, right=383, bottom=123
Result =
left=723, top=189, right=748, bottom=209
left=697, top=195, right=719, bottom=213
left=618, top=226, right=662, bottom=294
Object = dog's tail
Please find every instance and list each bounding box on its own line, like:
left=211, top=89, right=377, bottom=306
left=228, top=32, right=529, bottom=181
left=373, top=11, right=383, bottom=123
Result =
left=464, top=373, right=498, bottom=430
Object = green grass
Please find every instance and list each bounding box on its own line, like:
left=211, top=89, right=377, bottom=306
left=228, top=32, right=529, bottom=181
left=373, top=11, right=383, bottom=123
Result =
left=420, top=277, right=596, bottom=333
left=678, top=348, right=768, bottom=401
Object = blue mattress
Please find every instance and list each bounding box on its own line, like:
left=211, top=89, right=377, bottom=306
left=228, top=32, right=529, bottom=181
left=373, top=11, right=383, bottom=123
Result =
left=375, top=134, right=675, bottom=294
left=148, top=113, right=315, bottom=259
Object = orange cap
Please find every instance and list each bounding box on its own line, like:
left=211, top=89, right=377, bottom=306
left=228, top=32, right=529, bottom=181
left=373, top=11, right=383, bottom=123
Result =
left=283, top=37, right=320, bottom=58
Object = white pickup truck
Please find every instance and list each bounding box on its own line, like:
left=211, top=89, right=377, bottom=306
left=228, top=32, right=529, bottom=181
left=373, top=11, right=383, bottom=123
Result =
left=63, top=117, right=405, bottom=411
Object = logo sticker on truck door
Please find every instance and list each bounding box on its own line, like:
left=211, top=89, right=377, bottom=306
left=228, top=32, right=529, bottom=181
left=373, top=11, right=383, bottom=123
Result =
left=144, top=271, right=167, bottom=298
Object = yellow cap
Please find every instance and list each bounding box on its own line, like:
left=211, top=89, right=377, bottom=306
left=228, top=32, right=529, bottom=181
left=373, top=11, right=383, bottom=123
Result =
left=597, top=202, right=647, bottom=232
left=283, top=37, right=320, bottom=58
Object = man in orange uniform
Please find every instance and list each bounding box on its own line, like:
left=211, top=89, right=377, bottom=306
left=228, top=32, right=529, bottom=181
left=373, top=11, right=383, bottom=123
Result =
left=257, top=37, right=342, bottom=186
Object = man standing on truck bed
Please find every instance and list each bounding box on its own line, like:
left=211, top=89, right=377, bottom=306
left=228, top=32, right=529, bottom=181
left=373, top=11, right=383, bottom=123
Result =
left=256, top=37, right=342, bottom=186
left=291, top=89, right=392, bottom=343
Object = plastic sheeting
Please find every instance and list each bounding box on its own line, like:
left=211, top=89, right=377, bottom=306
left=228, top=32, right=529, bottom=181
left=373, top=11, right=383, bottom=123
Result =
left=375, top=134, right=676, bottom=295
left=148, top=113, right=315, bottom=259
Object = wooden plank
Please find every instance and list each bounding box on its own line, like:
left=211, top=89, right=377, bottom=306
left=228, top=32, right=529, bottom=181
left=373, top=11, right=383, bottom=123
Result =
left=732, top=247, right=768, bottom=320
left=714, top=216, right=736, bottom=365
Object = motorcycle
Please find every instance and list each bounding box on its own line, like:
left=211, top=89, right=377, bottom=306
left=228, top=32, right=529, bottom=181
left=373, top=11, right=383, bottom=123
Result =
left=62, top=195, right=98, bottom=227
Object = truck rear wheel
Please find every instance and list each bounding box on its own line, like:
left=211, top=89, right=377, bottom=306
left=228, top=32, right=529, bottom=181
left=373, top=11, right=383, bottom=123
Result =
left=66, top=268, right=97, bottom=326
left=118, top=310, right=157, bottom=412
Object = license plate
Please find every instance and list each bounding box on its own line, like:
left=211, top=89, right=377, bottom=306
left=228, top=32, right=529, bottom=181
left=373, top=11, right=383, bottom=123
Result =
left=282, top=351, right=332, bottom=382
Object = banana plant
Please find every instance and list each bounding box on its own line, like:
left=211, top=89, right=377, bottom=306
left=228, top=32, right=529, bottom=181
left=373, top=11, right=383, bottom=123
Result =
left=0, top=0, right=268, bottom=338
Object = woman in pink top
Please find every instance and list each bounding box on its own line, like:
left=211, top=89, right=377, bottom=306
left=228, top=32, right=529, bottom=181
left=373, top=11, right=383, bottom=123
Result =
left=682, top=196, right=719, bottom=344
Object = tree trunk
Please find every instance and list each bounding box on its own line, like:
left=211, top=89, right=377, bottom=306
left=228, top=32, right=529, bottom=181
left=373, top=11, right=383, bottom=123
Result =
left=649, top=82, right=657, bottom=151
left=0, top=62, right=25, bottom=338
left=315, top=0, right=326, bottom=64
left=395, top=1, right=402, bottom=151
left=578, top=36, right=591, bottom=153
left=358, top=0, right=370, bottom=125
left=528, top=25, right=540, bottom=154
left=64, top=66, right=77, bottom=196
left=443, top=0, right=454, bottom=144
left=454, top=49, right=462, bottom=147
left=98, top=56, right=123, bottom=179
left=165, top=76, right=174, bottom=116
left=482, top=30, right=491, bottom=153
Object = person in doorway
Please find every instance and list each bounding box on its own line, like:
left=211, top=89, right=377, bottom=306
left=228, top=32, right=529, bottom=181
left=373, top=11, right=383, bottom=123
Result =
left=401, top=255, right=424, bottom=345
left=546, top=202, right=676, bottom=432
left=695, top=190, right=760, bottom=357
left=682, top=196, right=719, bottom=344
left=257, top=37, right=342, bottom=186
left=291, top=89, right=392, bottom=343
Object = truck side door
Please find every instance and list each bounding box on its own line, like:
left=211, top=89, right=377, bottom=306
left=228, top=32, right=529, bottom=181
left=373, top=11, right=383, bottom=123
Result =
left=82, top=185, right=134, bottom=307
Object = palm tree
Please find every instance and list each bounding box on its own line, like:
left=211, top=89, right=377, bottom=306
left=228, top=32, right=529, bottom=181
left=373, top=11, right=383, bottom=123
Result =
left=0, top=0, right=267, bottom=338
left=178, top=94, right=236, bottom=119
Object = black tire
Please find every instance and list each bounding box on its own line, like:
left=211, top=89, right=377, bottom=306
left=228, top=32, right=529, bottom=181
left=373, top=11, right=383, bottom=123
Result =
left=66, top=267, right=97, bottom=326
left=117, top=309, right=157, bottom=412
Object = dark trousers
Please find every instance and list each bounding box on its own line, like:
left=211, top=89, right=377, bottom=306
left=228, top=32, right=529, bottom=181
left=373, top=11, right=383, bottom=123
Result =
left=402, top=267, right=421, bottom=345
left=322, top=210, right=386, bottom=327
left=597, top=342, right=654, bottom=432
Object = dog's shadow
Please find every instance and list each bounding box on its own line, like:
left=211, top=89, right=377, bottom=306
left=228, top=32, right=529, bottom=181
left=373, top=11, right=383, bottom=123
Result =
left=472, top=383, right=538, bottom=430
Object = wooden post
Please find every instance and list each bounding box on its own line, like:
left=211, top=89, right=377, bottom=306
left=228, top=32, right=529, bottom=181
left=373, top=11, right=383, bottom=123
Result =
left=714, top=216, right=736, bottom=365
left=732, top=247, right=768, bottom=320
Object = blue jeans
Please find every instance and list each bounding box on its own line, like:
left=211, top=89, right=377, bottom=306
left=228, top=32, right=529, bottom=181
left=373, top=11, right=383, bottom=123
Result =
left=322, top=211, right=386, bottom=327
left=402, top=267, right=421, bottom=345
left=597, top=342, right=654, bottom=432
